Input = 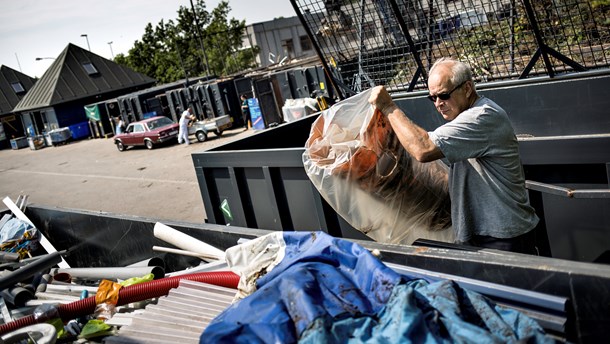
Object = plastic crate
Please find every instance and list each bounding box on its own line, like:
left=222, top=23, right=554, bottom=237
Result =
left=10, top=137, right=28, bottom=150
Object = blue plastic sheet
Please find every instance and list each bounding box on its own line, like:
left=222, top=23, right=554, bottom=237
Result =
left=201, top=232, right=553, bottom=343
left=0, top=217, right=34, bottom=245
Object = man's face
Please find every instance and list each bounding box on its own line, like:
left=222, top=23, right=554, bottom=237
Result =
left=427, top=68, right=471, bottom=121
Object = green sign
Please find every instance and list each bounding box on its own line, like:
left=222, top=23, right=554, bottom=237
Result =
left=84, top=104, right=101, bottom=121
left=220, top=199, right=233, bottom=222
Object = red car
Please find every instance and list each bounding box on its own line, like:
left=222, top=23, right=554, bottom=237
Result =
left=114, top=116, right=179, bottom=151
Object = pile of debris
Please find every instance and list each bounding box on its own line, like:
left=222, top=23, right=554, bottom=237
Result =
left=0, top=196, right=238, bottom=343
left=0, top=195, right=566, bottom=343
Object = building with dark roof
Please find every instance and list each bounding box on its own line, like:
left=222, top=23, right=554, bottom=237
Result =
left=0, top=65, right=37, bottom=149
left=13, top=43, right=155, bottom=139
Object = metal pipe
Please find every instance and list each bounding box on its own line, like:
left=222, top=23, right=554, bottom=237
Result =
left=385, top=262, right=567, bottom=313
left=127, top=257, right=165, bottom=270
left=0, top=287, right=34, bottom=308
left=54, top=266, right=165, bottom=282
left=290, top=0, right=346, bottom=100
left=526, top=180, right=610, bottom=199
left=0, top=252, right=62, bottom=291
left=387, top=0, right=428, bottom=89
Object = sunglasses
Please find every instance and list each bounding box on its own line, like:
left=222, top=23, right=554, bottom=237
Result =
left=427, top=81, right=467, bottom=102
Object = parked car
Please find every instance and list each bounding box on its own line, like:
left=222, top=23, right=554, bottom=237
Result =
left=114, top=116, right=179, bottom=151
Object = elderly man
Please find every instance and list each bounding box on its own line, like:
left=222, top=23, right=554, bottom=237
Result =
left=368, top=57, right=539, bottom=254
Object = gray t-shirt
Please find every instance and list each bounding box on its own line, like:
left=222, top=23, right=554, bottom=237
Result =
left=428, top=96, right=538, bottom=242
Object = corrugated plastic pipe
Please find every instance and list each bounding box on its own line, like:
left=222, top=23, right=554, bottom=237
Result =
left=0, top=271, right=239, bottom=336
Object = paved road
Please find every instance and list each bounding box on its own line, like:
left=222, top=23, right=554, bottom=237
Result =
left=0, top=128, right=257, bottom=223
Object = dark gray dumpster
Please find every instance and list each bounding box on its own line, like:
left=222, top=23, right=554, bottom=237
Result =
left=192, top=71, right=610, bottom=263
left=8, top=204, right=610, bottom=343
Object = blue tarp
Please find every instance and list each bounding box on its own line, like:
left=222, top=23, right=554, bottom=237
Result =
left=201, top=232, right=553, bottom=343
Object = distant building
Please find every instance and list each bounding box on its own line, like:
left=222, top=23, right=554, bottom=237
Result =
left=0, top=65, right=37, bottom=149
left=13, top=43, right=155, bottom=140
left=243, top=16, right=318, bottom=68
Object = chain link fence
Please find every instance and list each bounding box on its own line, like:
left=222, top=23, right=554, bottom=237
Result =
left=291, top=0, right=610, bottom=97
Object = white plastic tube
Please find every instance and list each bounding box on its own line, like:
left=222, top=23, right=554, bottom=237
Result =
left=152, top=246, right=217, bottom=260
left=153, top=223, right=225, bottom=261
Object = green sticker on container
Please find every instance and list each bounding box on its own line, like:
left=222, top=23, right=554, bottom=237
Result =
left=220, top=199, right=233, bottom=222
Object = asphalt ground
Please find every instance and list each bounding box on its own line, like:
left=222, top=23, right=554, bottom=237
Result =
left=0, top=127, right=257, bottom=224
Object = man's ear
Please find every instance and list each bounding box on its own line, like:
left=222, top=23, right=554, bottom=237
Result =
left=465, top=81, right=473, bottom=97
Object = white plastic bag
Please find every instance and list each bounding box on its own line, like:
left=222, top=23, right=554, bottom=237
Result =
left=302, top=88, right=453, bottom=245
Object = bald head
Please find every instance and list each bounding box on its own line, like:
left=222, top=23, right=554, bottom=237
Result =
left=429, top=58, right=474, bottom=89
left=427, top=58, right=478, bottom=121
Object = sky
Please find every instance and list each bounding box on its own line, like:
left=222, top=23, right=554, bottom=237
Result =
left=0, top=0, right=297, bottom=79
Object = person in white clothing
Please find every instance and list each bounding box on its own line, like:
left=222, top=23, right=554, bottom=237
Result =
left=178, top=107, right=195, bottom=145
left=115, top=117, right=125, bottom=135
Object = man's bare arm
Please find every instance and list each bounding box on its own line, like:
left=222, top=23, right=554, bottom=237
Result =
left=368, top=86, right=443, bottom=162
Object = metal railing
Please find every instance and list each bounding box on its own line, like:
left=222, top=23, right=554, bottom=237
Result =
left=290, top=0, right=610, bottom=98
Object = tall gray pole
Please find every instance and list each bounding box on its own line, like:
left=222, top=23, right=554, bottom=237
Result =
left=190, top=0, right=212, bottom=76
left=108, top=41, right=115, bottom=59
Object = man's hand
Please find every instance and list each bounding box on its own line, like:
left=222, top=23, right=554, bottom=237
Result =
left=368, top=86, right=398, bottom=116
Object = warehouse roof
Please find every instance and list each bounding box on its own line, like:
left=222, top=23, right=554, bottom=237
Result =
left=13, top=43, right=155, bottom=112
left=0, top=65, right=36, bottom=116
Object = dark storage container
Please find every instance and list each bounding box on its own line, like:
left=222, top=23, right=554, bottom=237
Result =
left=206, top=80, right=242, bottom=127
left=269, top=71, right=294, bottom=107
left=166, top=88, right=191, bottom=122
left=233, top=77, right=253, bottom=99
left=288, top=68, right=310, bottom=98
left=192, top=71, right=610, bottom=264
left=252, top=77, right=283, bottom=128
left=305, top=65, right=333, bottom=98
left=190, top=84, right=215, bottom=120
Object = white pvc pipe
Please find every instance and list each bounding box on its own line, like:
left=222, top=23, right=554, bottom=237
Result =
left=152, top=246, right=216, bottom=260
left=153, top=223, right=225, bottom=261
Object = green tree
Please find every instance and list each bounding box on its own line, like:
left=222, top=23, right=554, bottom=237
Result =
left=115, top=0, right=258, bottom=83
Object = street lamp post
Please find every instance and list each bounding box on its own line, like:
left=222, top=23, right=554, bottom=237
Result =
left=108, top=41, right=115, bottom=59
left=81, top=34, right=91, bottom=51
left=35, top=57, right=56, bottom=61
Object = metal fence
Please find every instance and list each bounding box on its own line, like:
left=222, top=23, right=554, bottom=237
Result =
left=290, top=0, right=610, bottom=97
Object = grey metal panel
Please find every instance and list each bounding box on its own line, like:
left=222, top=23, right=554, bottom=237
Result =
left=288, top=68, right=310, bottom=98
left=394, top=71, right=610, bottom=137
left=534, top=191, right=610, bottom=261
left=518, top=135, right=610, bottom=165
